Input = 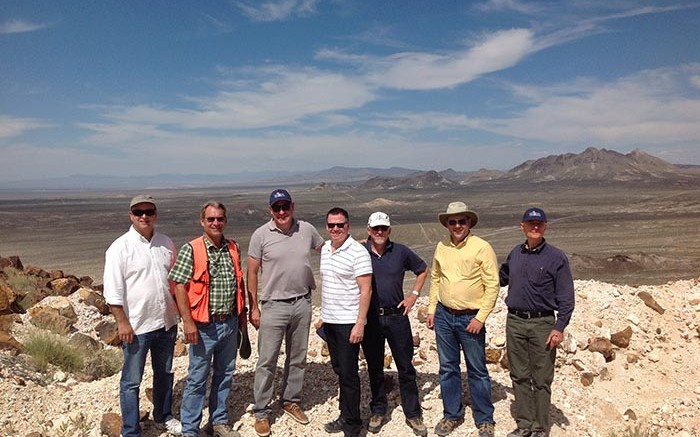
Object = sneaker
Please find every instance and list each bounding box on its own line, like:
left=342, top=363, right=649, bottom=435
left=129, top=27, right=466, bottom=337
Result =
left=324, top=417, right=345, bottom=434
left=282, top=402, right=310, bottom=425
left=507, top=429, right=532, bottom=437
left=478, top=423, right=496, bottom=437
left=212, top=423, right=240, bottom=437
left=156, top=418, right=182, bottom=436
left=254, top=418, right=270, bottom=437
left=434, top=418, right=463, bottom=436
left=405, top=417, right=428, bottom=437
left=367, top=414, right=385, bottom=433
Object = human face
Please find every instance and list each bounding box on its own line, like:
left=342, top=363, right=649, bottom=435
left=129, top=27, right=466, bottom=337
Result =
left=521, top=220, right=547, bottom=242
left=326, top=213, right=349, bottom=247
left=269, top=201, right=294, bottom=230
left=446, top=213, right=470, bottom=244
left=367, top=225, right=391, bottom=246
left=129, top=202, right=157, bottom=238
left=200, top=206, right=227, bottom=243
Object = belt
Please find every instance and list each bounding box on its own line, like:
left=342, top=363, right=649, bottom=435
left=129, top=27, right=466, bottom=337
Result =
left=377, top=306, right=404, bottom=316
left=272, top=291, right=310, bottom=304
left=508, top=309, right=554, bottom=319
left=442, top=304, right=479, bottom=316
left=210, top=313, right=233, bottom=322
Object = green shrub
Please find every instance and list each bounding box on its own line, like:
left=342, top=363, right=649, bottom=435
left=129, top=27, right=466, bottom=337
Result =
left=82, top=348, right=122, bottom=380
left=2, top=266, right=45, bottom=311
left=609, top=424, right=660, bottom=437
left=23, top=330, right=83, bottom=373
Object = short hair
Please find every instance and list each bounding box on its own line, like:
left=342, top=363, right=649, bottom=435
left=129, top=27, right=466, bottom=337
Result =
left=326, top=207, right=349, bottom=221
left=200, top=201, right=227, bottom=220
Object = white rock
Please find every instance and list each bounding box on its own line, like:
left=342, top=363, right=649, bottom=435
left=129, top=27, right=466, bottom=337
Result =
left=648, top=350, right=661, bottom=362
left=627, top=313, right=640, bottom=325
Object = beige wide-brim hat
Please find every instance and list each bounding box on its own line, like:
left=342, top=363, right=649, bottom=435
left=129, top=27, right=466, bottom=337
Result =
left=438, top=201, right=479, bottom=228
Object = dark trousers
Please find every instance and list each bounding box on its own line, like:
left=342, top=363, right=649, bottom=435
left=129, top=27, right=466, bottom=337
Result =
left=325, top=323, right=362, bottom=436
left=361, top=313, right=421, bottom=418
left=506, top=312, right=556, bottom=432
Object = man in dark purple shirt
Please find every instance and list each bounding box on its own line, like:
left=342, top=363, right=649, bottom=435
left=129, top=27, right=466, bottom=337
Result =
left=499, top=207, right=574, bottom=437
left=361, top=212, right=429, bottom=437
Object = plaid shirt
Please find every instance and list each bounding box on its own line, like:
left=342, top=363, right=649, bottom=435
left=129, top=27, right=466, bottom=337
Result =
left=169, top=236, right=238, bottom=315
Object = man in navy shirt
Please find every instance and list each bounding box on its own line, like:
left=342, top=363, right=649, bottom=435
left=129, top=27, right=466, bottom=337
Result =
left=361, top=212, right=429, bottom=436
left=499, top=207, right=575, bottom=437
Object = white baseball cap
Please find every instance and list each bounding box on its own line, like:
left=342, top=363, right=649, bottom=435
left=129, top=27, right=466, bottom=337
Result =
left=367, top=212, right=391, bottom=227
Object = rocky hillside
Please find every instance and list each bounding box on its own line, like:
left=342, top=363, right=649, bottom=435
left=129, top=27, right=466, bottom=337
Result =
left=1, top=255, right=699, bottom=437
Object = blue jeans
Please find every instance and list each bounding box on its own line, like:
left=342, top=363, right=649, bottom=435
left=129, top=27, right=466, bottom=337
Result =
left=181, top=316, right=238, bottom=436
left=253, top=294, right=312, bottom=418
left=120, top=326, right=177, bottom=437
left=325, top=323, right=362, bottom=436
left=361, top=312, right=421, bottom=418
left=434, top=303, right=495, bottom=426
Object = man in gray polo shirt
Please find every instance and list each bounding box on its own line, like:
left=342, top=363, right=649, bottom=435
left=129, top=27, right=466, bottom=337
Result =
left=247, top=189, right=324, bottom=437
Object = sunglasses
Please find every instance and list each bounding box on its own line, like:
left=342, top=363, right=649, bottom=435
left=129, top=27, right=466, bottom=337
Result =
left=206, top=216, right=226, bottom=223
left=131, top=208, right=156, bottom=217
left=327, top=222, right=347, bottom=229
left=271, top=203, right=291, bottom=212
left=370, top=225, right=389, bottom=232
left=447, top=218, right=468, bottom=226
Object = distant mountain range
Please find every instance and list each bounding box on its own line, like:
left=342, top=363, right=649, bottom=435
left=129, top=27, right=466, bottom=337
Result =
left=3, top=147, right=698, bottom=191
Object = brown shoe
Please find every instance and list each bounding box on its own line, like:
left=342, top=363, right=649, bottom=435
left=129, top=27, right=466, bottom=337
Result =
left=282, top=402, right=309, bottom=425
left=254, top=418, right=270, bottom=437
left=367, top=414, right=385, bottom=433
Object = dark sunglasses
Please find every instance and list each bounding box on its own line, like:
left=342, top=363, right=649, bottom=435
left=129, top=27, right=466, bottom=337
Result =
left=131, top=208, right=156, bottom=217
left=206, top=216, right=226, bottom=223
left=447, top=218, right=468, bottom=226
left=327, top=222, right=347, bottom=229
left=271, top=203, right=291, bottom=212
left=370, top=225, right=389, bottom=232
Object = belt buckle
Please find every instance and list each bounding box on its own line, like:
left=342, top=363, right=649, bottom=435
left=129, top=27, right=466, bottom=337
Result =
left=378, top=308, right=386, bottom=316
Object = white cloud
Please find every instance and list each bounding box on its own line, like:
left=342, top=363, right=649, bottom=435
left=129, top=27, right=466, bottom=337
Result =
left=476, top=0, right=542, bottom=15
left=0, top=19, right=47, bottom=34
left=236, top=0, right=319, bottom=22
left=0, top=115, right=51, bottom=140
left=365, top=112, right=478, bottom=132
left=481, top=64, right=700, bottom=146
left=364, top=29, right=535, bottom=90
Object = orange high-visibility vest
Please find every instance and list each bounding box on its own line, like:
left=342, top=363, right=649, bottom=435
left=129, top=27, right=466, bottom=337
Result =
left=185, top=236, right=245, bottom=323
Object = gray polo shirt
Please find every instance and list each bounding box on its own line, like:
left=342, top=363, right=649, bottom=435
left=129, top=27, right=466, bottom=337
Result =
left=248, top=218, right=324, bottom=301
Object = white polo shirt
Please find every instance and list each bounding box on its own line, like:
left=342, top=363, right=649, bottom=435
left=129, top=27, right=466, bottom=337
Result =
left=103, top=226, right=179, bottom=335
left=320, top=236, right=372, bottom=324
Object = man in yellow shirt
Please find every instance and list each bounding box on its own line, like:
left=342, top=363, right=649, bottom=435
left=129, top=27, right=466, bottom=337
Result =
left=426, top=202, right=499, bottom=437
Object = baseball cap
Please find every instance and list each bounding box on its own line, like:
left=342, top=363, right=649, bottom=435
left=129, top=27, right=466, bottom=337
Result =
left=522, top=207, right=547, bottom=222
left=129, top=195, right=156, bottom=209
left=269, top=189, right=292, bottom=206
left=367, top=212, right=391, bottom=227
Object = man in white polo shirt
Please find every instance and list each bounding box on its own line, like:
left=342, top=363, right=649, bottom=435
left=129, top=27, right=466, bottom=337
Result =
left=103, top=195, right=181, bottom=437
left=319, top=207, right=373, bottom=437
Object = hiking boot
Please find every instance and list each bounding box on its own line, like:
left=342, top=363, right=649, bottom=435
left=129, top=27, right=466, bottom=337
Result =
left=530, top=431, right=547, bottom=437
left=478, top=423, right=496, bottom=437
left=434, top=417, right=463, bottom=436
left=212, top=423, right=240, bottom=437
left=367, top=414, right=385, bottom=433
left=507, top=429, right=532, bottom=437
left=405, top=416, right=428, bottom=436
left=324, top=417, right=345, bottom=434
left=254, top=418, right=270, bottom=437
left=282, top=402, right=309, bottom=425
left=156, top=418, right=182, bottom=435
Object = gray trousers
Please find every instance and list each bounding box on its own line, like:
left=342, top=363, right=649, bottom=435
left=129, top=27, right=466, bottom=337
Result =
left=506, top=312, right=556, bottom=432
left=253, top=294, right=312, bottom=418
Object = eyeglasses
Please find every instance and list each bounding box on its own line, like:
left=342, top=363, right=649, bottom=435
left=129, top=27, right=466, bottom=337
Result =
left=131, top=209, right=156, bottom=217
left=447, top=218, right=468, bottom=226
left=370, top=225, right=389, bottom=232
left=327, top=222, right=347, bottom=229
left=271, top=203, right=291, bottom=212
left=206, top=216, right=226, bottom=223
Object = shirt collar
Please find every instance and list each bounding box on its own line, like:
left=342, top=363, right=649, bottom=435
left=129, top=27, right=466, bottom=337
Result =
left=521, top=238, right=547, bottom=253
left=267, top=217, right=298, bottom=234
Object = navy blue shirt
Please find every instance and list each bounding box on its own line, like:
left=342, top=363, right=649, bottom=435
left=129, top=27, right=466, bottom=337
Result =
left=363, top=239, right=427, bottom=309
left=500, top=240, right=575, bottom=332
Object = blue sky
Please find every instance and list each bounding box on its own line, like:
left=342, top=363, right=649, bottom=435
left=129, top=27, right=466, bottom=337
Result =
left=1, top=0, right=699, bottom=182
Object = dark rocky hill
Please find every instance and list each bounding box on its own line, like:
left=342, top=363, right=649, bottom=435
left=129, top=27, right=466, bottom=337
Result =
left=358, top=170, right=456, bottom=189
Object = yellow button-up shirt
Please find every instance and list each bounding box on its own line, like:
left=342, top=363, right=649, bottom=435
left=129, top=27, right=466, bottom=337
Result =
left=428, top=233, right=499, bottom=323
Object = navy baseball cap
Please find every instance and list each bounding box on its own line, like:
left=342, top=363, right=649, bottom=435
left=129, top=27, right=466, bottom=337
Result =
left=269, top=189, right=292, bottom=206
left=522, top=207, right=547, bottom=222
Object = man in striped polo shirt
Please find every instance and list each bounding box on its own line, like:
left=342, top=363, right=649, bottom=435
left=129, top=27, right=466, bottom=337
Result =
left=319, top=207, right=373, bottom=437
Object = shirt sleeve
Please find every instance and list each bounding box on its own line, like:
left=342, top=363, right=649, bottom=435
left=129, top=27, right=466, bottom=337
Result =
left=404, top=246, right=427, bottom=275
left=247, top=227, right=263, bottom=260
left=310, top=224, right=325, bottom=249
left=554, top=255, right=575, bottom=332
left=103, top=242, right=125, bottom=306
left=353, top=245, right=373, bottom=277
left=428, top=244, right=442, bottom=314
left=168, top=243, right=194, bottom=284
left=475, top=243, right=500, bottom=323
